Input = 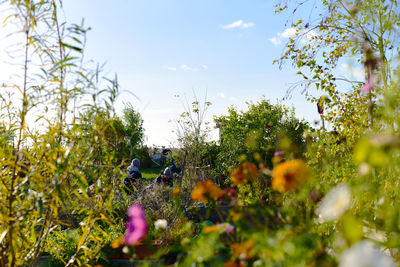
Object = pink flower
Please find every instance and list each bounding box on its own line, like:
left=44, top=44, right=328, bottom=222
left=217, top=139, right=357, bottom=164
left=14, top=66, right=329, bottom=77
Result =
left=362, top=79, right=374, bottom=92
left=274, top=151, right=284, bottom=157
left=124, top=203, right=148, bottom=245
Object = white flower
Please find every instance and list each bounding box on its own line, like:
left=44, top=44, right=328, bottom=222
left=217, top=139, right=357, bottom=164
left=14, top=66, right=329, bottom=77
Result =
left=317, top=183, right=351, bottom=223
left=339, top=240, right=395, bottom=267
left=154, top=219, right=167, bottom=230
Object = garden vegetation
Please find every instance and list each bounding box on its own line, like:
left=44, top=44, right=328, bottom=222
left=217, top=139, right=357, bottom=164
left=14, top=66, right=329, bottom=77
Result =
left=1, top=0, right=400, bottom=266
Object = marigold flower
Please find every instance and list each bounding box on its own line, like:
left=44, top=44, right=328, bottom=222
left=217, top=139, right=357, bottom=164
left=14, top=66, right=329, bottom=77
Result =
left=272, top=160, right=311, bottom=192
left=124, top=203, right=148, bottom=245
left=191, top=180, right=225, bottom=202
left=230, top=162, right=258, bottom=186
left=172, top=187, right=181, bottom=196
left=230, top=239, right=255, bottom=260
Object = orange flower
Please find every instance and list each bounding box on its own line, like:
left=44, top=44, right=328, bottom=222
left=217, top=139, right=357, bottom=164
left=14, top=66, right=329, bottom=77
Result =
left=272, top=160, right=311, bottom=192
left=230, top=162, right=258, bottom=186
left=111, top=236, right=124, bottom=249
left=191, top=180, right=225, bottom=202
left=230, top=239, right=255, bottom=260
left=172, top=187, right=181, bottom=196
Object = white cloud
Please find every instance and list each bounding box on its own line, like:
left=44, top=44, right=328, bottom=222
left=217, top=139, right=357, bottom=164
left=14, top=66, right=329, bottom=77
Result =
left=217, top=92, right=225, bottom=98
left=279, top=27, right=297, bottom=38
left=202, top=65, right=208, bottom=70
left=166, top=66, right=177, bottom=71
left=229, top=96, right=238, bottom=102
left=221, top=20, right=255, bottom=29
left=181, top=64, right=199, bottom=72
left=269, top=27, right=317, bottom=46
left=268, top=37, right=282, bottom=46
left=341, top=63, right=365, bottom=80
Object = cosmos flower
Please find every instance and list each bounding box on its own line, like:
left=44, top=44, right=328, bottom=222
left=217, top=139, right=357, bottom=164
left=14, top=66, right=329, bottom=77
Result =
left=361, top=78, right=375, bottom=92
left=339, top=240, right=395, bottom=267
left=316, top=183, right=351, bottom=223
left=230, top=162, right=258, bottom=186
left=191, top=180, right=225, bottom=202
left=124, top=203, right=148, bottom=245
left=272, top=160, right=311, bottom=192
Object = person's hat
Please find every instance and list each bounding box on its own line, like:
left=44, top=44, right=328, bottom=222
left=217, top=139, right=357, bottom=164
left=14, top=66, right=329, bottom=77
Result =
left=164, top=167, right=172, bottom=176
left=131, top=158, right=140, bottom=167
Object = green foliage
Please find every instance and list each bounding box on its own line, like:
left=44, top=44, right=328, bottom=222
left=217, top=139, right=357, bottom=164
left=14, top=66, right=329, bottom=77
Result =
left=214, top=99, right=307, bottom=172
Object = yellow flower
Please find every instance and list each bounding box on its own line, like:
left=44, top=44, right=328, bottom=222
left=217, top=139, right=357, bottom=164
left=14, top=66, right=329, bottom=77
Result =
left=230, top=239, right=255, bottom=260
left=172, top=187, right=181, bottom=196
left=191, top=180, right=225, bottom=202
left=272, top=160, right=311, bottom=192
left=230, top=162, right=258, bottom=186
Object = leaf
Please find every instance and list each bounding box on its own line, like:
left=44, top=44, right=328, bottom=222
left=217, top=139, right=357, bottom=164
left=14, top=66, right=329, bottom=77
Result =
left=60, top=42, right=82, bottom=52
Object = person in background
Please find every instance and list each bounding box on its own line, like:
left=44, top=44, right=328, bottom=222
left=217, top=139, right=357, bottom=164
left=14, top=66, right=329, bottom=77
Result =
left=123, top=158, right=142, bottom=193
left=155, top=167, right=173, bottom=187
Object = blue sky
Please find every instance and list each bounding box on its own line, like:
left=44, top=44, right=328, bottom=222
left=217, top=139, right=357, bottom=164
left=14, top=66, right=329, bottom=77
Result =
left=1, top=1, right=341, bottom=145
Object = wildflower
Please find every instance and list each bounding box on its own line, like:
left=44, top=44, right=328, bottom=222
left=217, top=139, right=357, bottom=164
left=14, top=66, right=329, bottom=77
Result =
left=274, top=151, right=284, bottom=157
left=230, top=239, right=255, bottom=260
left=154, top=219, right=167, bottom=230
left=204, top=222, right=235, bottom=234
left=228, top=188, right=237, bottom=199
left=191, top=180, right=225, bottom=202
left=111, top=236, right=124, bottom=249
left=339, top=240, right=395, bottom=267
left=361, top=78, right=374, bottom=92
left=124, top=203, right=148, bottom=245
left=316, top=183, right=351, bottom=223
left=172, top=187, right=181, bottom=196
left=230, top=162, right=258, bottom=186
left=272, top=160, right=311, bottom=192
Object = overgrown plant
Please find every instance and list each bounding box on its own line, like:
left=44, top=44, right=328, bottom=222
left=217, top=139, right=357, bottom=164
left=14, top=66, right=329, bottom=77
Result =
left=0, top=1, right=129, bottom=266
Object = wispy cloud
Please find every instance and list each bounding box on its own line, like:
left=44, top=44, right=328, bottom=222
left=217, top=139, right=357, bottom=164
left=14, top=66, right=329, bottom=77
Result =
left=268, top=27, right=317, bottom=46
left=267, top=37, right=281, bottom=46
left=201, top=65, right=208, bottom=70
left=217, top=92, right=225, bottom=98
left=181, top=64, right=199, bottom=72
left=165, top=66, right=177, bottom=71
left=221, top=20, right=255, bottom=29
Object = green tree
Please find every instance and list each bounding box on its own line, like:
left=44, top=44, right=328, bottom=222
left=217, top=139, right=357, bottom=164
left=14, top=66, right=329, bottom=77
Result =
left=122, top=103, right=144, bottom=158
left=214, top=99, right=306, bottom=172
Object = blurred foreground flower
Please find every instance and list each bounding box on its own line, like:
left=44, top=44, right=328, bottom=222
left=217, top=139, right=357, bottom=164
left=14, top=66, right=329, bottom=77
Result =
left=230, top=162, right=258, bottom=186
left=272, top=160, right=311, bottom=192
left=204, top=222, right=235, bottom=234
left=154, top=219, right=167, bottom=230
left=339, top=240, right=395, bottom=267
left=361, top=78, right=374, bottom=92
left=124, top=203, right=148, bottom=245
left=191, top=180, right=225, bottom=202
left=230, top=239, right=255, bottom=260
left=317, top=183, right=351, bottom=223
